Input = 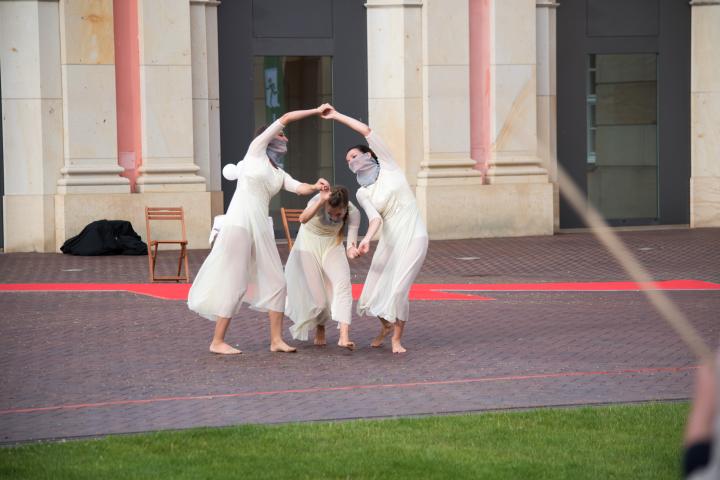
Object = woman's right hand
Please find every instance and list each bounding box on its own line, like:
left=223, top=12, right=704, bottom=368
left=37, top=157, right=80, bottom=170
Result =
left=319, top=103, right=336, bottom=119
left=319, top=188, right=331, bottom=203
left=346, top=246, right=360, bottom=259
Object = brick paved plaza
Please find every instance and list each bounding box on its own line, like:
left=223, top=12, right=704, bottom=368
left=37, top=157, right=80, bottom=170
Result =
left=0, top=228, right=718, bottom=443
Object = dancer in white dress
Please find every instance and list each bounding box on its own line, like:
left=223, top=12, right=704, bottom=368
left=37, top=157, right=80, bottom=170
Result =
left=188, top=107, right=331, bottom=355
left=285, top=186, right=361, bottom=349
left=321, top=106, right=428, bottom=353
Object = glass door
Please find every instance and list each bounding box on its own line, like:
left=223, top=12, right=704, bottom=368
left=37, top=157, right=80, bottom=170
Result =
left=253, top=55, right=333, bottom=237
left=586, top=53, right=658, bottom=223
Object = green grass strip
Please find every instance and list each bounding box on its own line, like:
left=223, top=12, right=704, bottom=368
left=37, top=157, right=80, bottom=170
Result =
left=0, top=402, right=688, bottom=479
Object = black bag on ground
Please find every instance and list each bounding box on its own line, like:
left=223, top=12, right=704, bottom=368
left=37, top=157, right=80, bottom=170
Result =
left=61, top=220, right=148, bottom=256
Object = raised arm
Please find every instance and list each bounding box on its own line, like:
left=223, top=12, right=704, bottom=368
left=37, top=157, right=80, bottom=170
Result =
left=279, top=107, right=324, bottom=125
left=320, top=105, right=397, bottom=170
left=299, top=191, right=329, bottom=223
left=248, top=106, right=327, bottom=158
left=281, top=171, right=329, bottom=196
left=321, top=108, right=371, bottom=137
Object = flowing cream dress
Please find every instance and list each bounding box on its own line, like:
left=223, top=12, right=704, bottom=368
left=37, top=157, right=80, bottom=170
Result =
left=187, top=120, right=301, bottom=321
left=355, top=131, right=428, bottom=323
left=285, top=195, right=360, bottom=341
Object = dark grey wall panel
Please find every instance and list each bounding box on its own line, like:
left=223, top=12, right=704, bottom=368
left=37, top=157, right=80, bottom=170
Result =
left=657, top=0, right=691, bottom=224
left=252, top=38, right=334, bottom=56
left=330, top=0, right=368, bottom=195
left=218, top=0, right=368, bottom=228
left=558, top=0, right=690, bottom=227
left=218, top=0, right=254, bottom=207
left=252, top=0, right=333, bottom=38
left=0, top=67, right=4, bottom=249
left=587, top=0, right=659, bottom=37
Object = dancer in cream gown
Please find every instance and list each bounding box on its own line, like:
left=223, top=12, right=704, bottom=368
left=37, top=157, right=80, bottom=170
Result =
left=321, top=106, right=428, bottom=353
left=188, top=107, right=330, bottom=355
left=285, top=186, right=361, bottom=349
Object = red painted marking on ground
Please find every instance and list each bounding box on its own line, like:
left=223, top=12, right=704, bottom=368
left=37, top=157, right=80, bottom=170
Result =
left=437, top=279, right=720, bottom=292
left=0, top=365, right=696, bottom=416
left=1, top=279, right=717, bottom=301
left=0, top=283, right=491, bottom=301
left=0, top=283, right=192, bottom=300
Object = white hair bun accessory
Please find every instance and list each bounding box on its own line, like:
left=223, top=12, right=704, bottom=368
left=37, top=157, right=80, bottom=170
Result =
left=222, top=163, right=239, bottom=180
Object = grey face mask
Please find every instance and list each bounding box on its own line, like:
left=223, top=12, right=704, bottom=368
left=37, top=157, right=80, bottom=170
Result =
left=267, top=137, right=288, bottom=167
left=348, top=152, right=379, bottom=187
left=321, top=210, right=344, bottom=225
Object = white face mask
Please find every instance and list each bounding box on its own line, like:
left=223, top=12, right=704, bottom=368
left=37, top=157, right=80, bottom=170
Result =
left=348, top=152, right=380, bottom=187
left=267, top=137, right=288, bottom=166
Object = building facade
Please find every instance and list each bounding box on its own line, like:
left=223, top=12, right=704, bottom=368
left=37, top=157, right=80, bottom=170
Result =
left=1, top=0, right=718, bottom=252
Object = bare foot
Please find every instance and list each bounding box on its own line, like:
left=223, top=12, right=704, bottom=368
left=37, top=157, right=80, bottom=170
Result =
left=209, top=342, right=242, bottom=355
left=314, top=325, right=327, bottom=346
left=338, top=338, right=355, bottom=351
left=270, top=340, right=297, bottom=353
left=391, top=339, right=407, bottom=354
left=370, top=318, right=393, bottom=348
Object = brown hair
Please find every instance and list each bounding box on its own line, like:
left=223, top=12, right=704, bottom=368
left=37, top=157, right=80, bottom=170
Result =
left=327, top=186, right=350, bottom=244
left=347, top=144, right=378, bottom=162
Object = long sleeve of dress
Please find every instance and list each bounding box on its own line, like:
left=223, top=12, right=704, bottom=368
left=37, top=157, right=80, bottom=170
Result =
left=356, top=189, right=381, bottom=222
left=246, top=119, right=286, bottom=158
left=365, top=130, right=399, bottom=171
left=346, top=202, right=361, bottom=247
left=282, top=171, right=301, bottom=194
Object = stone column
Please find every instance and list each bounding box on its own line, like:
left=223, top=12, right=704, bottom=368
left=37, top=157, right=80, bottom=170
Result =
left=56, top=0, right=129, bottom=194
left=485, top=0, right=548, bottom=184
left=464, top=0, right=553, bottom=237
left=1, top=0, right=63, bottom=251
left=414, top=0, right=485, bottom=239
left=690, top=0, right=720, bottom=226
left=536, top=0, right=559, bottom=230
left=190, top=0, right=223, bottom=218
left=135, top=0, right=205, bottom=192
left=365, top=0, right=424, bottom=186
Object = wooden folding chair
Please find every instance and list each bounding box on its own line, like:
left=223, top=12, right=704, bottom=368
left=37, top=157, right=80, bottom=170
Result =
left=145, top=207, right=190, bottom=282
left=280, top=207, right=303, bottom=250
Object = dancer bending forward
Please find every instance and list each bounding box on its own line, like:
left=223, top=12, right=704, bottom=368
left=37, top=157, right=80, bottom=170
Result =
left=321, top=106, right=428, bottom=353
left=188, top=107, right=330, bottom=355
left=285, top=186, right=361, bottom=349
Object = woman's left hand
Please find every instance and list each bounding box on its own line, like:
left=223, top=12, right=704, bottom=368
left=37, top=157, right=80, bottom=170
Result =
left=358, top=240, right=370, bottom=256
left=315, top=178, right=330, bottom=191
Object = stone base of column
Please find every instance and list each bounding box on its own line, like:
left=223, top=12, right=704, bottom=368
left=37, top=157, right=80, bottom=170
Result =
left=3, top=194, right=56, bottom=252
left=416, top=174, right=553, bottom=240
left=56, top=165, right=132, bottom=194
left=691, top=176, right=720, bottom=227
left=485, top=153, right=550, bottom=185
left=136, top=161, right=207, bottom=193
left=54, top=191, right=223, bottom=252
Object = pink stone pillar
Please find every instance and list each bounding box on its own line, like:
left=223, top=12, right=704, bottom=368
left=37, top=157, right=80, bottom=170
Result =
left=114, top=0, right=142, bottom=192
left=469, top=0, right=491, bottom=176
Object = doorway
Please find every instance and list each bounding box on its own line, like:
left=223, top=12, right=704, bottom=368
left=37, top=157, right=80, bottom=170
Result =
left=557, top=0, right=690, bottom=227
left=217, top=0, right=368, bottom=237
